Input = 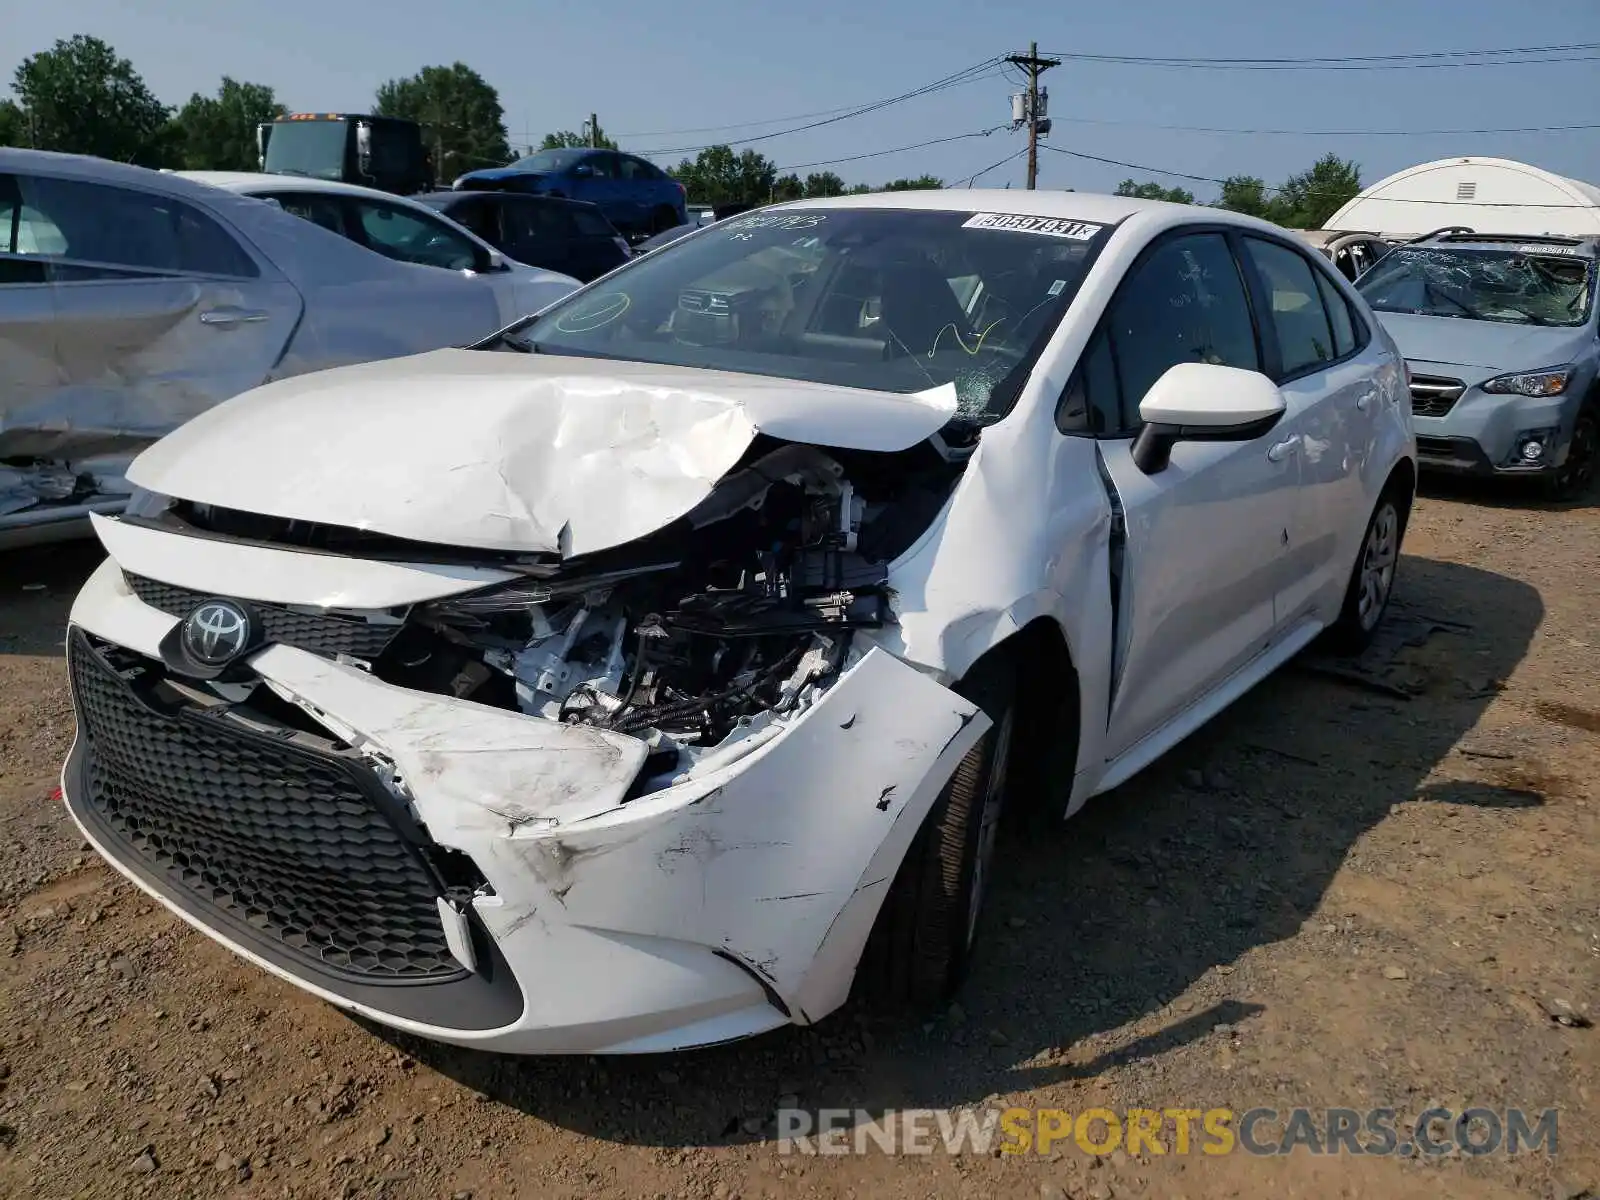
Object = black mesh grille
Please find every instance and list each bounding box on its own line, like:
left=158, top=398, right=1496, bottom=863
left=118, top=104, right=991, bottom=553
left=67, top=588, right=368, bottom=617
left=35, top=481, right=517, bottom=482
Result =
left=124, top=572, right=401, bottom=660
left=68, top=632, right=466, bottom=984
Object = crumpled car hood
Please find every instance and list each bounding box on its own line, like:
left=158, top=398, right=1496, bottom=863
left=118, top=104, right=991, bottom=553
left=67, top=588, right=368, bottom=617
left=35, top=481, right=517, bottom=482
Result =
left=127, top=349, right=957, bottom=556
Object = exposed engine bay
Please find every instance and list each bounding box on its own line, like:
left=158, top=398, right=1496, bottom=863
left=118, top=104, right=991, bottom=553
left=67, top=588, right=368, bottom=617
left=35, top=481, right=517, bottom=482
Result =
left=361, top=435, right=967, bottom=792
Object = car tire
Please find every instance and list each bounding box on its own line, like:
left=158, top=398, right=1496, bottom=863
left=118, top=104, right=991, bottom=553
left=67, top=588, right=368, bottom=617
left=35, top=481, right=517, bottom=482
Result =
left=650, top=206, right=679, bottom=235
left=1325, top=480, right=1410, bottom=654
left=855, top=654, right=1017, bottom=1010
left=1543, top=404, right=1598, bottom=502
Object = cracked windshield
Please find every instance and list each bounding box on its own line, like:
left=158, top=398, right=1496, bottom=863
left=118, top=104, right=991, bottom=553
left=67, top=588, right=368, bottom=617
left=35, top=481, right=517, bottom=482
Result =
left=1356, top=245, right=1596, bottom=327
left=503, top=208, right=1107, bottom=423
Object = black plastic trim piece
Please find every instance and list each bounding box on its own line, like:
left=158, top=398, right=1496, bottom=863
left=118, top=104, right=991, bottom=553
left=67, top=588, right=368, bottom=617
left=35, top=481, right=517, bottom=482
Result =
left=1129, top=411, right=1284, bottom=475
left=64, top=632, right=525, bottom=1031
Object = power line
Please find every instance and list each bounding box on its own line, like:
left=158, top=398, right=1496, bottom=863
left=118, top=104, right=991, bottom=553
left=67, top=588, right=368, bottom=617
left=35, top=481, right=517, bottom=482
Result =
left=1040, top=41, right=1600, bottom=64
left=774, top=127, right=1006, bottom=174
left=608, top=69, right=1002, bottom=140
left=1039, top=48, right=1600, bottom=71
left=1046, top=115, right=1600, bottom=137
left=963, top=146, right=1028, bottom=187
left=1036, top=142, right=1599, bottom=206
left=631, top=59, right=1005, bottom=156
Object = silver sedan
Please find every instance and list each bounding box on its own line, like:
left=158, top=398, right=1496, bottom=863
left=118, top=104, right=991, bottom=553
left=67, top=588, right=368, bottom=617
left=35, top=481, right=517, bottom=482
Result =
left=0, top=149, right=537, bottom=549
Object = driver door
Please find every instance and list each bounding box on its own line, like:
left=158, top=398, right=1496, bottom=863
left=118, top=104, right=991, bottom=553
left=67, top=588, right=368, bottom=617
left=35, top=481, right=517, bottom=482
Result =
left=1088, top=230, right=1300, bottom=762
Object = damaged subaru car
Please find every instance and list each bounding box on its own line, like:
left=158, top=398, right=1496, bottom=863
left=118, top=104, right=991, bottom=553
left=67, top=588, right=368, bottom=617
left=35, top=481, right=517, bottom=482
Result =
left=63, top=192, right=1416, bottom=1054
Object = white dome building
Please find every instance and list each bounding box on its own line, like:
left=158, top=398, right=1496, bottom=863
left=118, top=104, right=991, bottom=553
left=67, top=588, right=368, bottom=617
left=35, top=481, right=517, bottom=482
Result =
left=1326, top=156, right=1600, bottom=239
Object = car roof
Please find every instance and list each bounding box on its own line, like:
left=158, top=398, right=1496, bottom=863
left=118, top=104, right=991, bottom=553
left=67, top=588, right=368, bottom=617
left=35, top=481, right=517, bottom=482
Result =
left=177, top=171, right=419, bottom=202
left=0, top=150, right=284, bottom=211
left=1408, top=232, right=1599, bottom=258
left=753, top=187, right=1294, bottom=233
left=176, top=170, right=511, bottom=261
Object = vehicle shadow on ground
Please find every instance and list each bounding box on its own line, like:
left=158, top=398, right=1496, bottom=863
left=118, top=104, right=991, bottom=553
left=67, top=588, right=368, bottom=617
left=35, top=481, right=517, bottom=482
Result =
left=373, top=554, right=1545, bottom=1147
left=0, top=541, right=104, bottom=657
left=1418, top=471, right=1597, bottom=513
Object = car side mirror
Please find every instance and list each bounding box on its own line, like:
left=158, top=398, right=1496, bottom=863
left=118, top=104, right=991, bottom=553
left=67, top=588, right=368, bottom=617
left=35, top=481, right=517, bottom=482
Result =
left=1130, top=362, right=1287, bottom=475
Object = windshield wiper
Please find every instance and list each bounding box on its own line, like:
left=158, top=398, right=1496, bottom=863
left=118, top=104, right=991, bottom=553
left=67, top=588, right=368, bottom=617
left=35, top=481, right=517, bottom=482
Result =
left=466, top=327, right=540, bottom=352
left=1423, top=281, right=1488, bottom=321
left=267, top=167, right=313, bottom=177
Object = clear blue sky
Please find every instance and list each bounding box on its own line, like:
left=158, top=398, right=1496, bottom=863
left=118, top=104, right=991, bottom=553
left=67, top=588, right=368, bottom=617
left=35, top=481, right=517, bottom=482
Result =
left=8, top=0, right=1599, bottom=195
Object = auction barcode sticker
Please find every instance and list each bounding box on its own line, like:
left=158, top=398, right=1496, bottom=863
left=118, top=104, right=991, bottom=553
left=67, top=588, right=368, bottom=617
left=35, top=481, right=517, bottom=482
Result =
left=962, top=213, right=1103, bottom=240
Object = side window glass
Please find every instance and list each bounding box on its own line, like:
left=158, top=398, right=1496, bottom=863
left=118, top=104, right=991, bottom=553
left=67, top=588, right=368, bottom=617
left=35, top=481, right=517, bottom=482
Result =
left=1058, top=330, right=1119, bottom=434
left=0, top=174, right=49, bottom=283
left=1242, top=237, right=1337, bottom=378
left=16, top=175, right=254, bottom=277
left=585, top=154, right=616, bottom=180
left=356, top=202, right=478, bottom=271
left=175, top=204, right=258, bottom=277
left=449, top=200, right=500, bottom=244
left=265, top=192, right=347, bottom=237
left=1313, top=269, right=1357, bottom=358
left=568, top=207, right=613, bottom=237
left=1106, top=232, right=1259, bottom=427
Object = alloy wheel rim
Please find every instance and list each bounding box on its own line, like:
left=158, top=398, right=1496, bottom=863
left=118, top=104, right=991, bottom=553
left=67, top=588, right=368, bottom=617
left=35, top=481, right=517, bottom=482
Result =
left=1357, top=502, right=1399, bottom=631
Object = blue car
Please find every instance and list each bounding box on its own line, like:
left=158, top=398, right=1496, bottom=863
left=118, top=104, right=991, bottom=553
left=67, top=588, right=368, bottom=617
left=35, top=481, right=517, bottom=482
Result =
left=453, top=148, right=687, bottom=238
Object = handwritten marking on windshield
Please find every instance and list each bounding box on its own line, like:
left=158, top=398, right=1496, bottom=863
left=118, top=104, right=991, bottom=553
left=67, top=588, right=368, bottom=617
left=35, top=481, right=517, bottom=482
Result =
left=928, top=317, right=1007, bottom=358
left=554, top=291, right=631, bottom=333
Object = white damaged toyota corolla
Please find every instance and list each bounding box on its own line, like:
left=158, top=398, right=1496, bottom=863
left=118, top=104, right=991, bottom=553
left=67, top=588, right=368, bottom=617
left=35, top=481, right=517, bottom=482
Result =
left=62, top=191, right=1416, bottom=1054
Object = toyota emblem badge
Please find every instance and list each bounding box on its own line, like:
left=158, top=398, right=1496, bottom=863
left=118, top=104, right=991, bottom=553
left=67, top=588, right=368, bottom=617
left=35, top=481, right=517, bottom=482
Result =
left=180, top=599, right=253, bottom=667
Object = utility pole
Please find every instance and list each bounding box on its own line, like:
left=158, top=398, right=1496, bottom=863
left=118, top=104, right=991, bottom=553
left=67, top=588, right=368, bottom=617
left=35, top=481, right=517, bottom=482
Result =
left=588, top=113, right=599, bottom=148
left=1006, top=42, right=1059, bottom=189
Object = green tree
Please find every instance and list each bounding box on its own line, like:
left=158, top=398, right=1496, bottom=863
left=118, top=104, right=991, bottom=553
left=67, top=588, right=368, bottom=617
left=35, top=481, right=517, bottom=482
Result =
left=1214, top=175, right=1272, bottom=219
left=670, top=145, right=777, bottom=205
left=846, top=182, right=873, bottom=195
left=1272, top=153, right=1361, bottom=229
left=1114, top=178, right=1195, bottom=205
left=12, top=35, right=170, bottom=163
left=375, top=63, right=510, bottom=181
left=168, top=77, right=284, bottom=171
left=803, top=171, right=845, bottom=198
left=539, top=123, right=618, bottom=151
left=0, top=99, right=23, bottom=147
left=882, top=175, right=943, bottom=191
left=772, top=173, right=804, bottom=202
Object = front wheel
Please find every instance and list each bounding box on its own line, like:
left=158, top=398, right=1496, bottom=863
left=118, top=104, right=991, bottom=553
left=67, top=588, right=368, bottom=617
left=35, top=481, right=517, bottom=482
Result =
left=855, top=656, right=1016, bottom=1009
left=1326, top=486, right=1408, bottom=653
left=1544, top=406, right=1598, bottom=502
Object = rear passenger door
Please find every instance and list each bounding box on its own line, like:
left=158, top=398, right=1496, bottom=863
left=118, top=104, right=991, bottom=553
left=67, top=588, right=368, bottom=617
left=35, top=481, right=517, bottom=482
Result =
left=1086, top=229, right=1300, bottom=763
left=14, top=171, right=302, bottom=448
left=1237, top=235, right=1375, bottom=626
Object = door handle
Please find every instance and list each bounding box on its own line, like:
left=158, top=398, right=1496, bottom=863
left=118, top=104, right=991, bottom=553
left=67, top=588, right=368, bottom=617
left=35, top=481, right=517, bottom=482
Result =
left=1267, top=436, right=1300, bottom=463
left=199, top=307, right=270, bottom=326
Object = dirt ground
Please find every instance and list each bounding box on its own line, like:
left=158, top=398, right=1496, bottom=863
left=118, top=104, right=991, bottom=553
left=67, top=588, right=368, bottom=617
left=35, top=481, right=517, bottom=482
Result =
left=0, top=481, right=1596, bottom=1200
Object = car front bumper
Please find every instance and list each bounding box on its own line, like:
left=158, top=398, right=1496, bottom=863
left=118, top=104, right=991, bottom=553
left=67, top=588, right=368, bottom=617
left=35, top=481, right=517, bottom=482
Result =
left=63, top=552, right=988, bottom=1054
left=1410, top=374, right=1583, bottom=478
